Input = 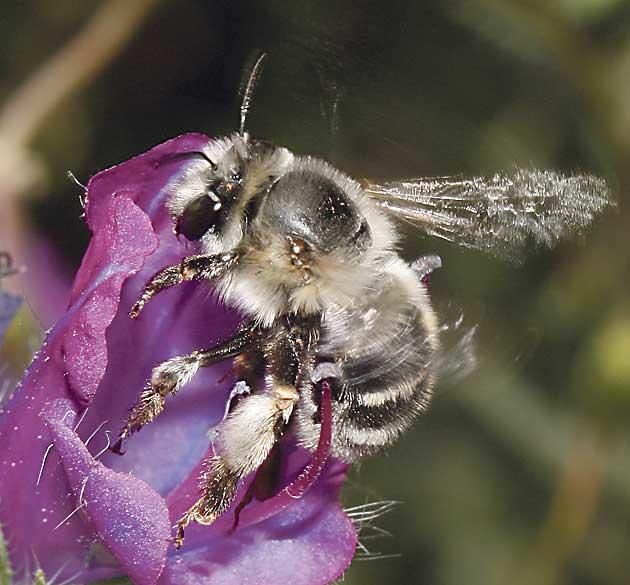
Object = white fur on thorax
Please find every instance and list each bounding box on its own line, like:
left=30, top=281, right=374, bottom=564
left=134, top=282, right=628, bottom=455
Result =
left=293, top=156, right=399, bottom=255
left=166, top=135, right=402, bottom=327
left=216, top=156, right=401, bottom=326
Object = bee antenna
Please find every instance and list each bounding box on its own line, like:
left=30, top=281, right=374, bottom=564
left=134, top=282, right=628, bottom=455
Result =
left=239, top=51, right=267, bottom=136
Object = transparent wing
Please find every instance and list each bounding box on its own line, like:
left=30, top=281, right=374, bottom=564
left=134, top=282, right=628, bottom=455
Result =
left=365, top=168, right=613, bottom=259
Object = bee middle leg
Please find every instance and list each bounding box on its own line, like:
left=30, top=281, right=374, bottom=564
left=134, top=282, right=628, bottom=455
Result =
left=111, top=323, right=261, bottom=453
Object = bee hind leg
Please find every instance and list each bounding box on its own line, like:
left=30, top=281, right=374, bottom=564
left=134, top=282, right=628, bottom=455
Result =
left=111, top=324, right=261, bottom=454
left=174, top=384, right=299, bottom=547
left=174, top=319, right=318, bottom=546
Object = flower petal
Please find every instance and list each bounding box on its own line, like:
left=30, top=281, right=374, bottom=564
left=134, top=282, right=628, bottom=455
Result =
left=63, top=194, right=158, bottom=404
left=44, top=399, right=170, bottom=585
left=79, top=133, right=240, bottom=494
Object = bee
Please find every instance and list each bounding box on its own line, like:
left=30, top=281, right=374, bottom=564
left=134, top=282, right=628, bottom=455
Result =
left=111, top=55, right=612, bottom=545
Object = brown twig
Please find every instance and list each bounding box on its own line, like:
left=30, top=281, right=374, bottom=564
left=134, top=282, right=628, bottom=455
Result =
left=0, top=0, right=161, bottom=301
left=0, top=0, right=162, bottom=147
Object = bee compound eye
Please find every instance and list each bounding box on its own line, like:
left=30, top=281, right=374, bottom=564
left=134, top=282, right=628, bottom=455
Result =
left=176, top=194, right=220, bottom=240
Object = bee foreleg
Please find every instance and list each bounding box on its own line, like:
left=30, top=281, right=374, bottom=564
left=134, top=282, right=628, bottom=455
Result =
left=130, top=252, right=239, bottom=318
left=174, top=385, right=299, bottom=547
left=111, top=323, right=260, bottom=454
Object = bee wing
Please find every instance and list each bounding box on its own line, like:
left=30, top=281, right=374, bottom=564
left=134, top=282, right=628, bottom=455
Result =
left=364, top=168, right=613, bottom=260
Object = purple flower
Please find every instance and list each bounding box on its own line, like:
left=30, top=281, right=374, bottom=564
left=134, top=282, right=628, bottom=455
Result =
left=0, top=135, right=356, bottom=585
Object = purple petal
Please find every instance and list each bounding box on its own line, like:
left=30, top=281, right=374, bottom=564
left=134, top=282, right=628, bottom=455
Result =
left=0, top=193, right=161, bottom=580
left=65, top=194, right=158, bottom=404
left=81, top=134, right=240, bottom=494
left=44, top=399, right=170, bottom=585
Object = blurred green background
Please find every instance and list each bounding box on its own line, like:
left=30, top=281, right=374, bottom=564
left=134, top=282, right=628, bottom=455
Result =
left=1, top=1, right=629, bottom=584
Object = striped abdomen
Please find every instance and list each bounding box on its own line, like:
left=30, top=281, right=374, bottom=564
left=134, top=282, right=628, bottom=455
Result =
left=294, top=256, right=440, bottom=462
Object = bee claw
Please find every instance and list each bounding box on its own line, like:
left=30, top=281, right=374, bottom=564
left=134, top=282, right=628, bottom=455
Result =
left=110, top=431, right=128, bottom=455
left=109, top=439, right=125, bottom=455
left=129, top=302, right=143, bottom=319
left=173, top=524, right=186, bottom=549
left=173, top=510, right=196, bottom=549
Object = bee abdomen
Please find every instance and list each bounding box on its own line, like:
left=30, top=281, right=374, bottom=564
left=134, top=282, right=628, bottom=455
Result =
left=344, top=384, right=426, bottom=430
left=294, top=256, right=440, bottom=462
left=333, top=339, right=437, bottom=460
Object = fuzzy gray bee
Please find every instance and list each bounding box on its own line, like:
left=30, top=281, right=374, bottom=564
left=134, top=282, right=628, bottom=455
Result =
left=112, top=57, right=612, bottom=545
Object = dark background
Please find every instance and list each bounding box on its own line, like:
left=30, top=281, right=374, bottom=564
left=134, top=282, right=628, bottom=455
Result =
left=1, top=2, right=629, bottom=584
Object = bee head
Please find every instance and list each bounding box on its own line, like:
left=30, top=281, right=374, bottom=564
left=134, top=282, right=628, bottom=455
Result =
left=174, top=155, right=244, bottom=242
left=167, top=134, right=293, bottom=253
left=173, top=52, right=272, bottom=243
